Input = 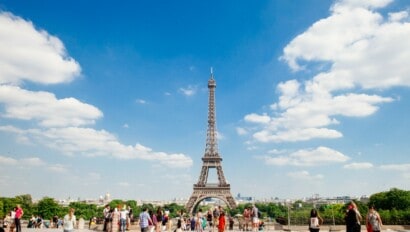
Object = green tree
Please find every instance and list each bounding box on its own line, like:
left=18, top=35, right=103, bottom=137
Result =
left=369, top=188, right=410, bottom=210
left=68, top=202, right=99, bottom=220
left=36, top=197, right=61, bottom=220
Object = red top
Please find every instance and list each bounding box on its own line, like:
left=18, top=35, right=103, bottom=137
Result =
left=15, top=208, right=23, bottom=219
left=218, top=215, right=225, bottom=231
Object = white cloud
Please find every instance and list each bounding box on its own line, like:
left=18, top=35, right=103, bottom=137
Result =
left=244, top=113, right=270, bottom=124
left=0, top=155, right=18, bottom=165
left=267, top=149, right=287, bottom=155
left=0, top=126, right=193, bottom=168
left=0, top=85, right=103, bottom=127
left=236, top=127, right=248, bottom=135
left=264, top=146, right=349, bottom=166
left=0, top=11, right=191, bottom=170
left=179, top=85, right=197, bottom=96
left=136, top=99, right=147, bottom=104
left=0, top=12, right=81, bottom=85
left=243, top=0, right=403, bottom=143
left=343, top=162, right=373, bottom=169
left=0, top=155, right=68, bottom=173
left=287, top=171, right=324, bottom=180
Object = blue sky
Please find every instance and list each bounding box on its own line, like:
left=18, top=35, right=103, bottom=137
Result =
left=0, top=0, right=409, bottom=202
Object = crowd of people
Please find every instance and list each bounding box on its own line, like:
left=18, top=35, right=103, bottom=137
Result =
left=307, top=201, right=383, bottom=232
left=1, top=201, right=385, bottom=232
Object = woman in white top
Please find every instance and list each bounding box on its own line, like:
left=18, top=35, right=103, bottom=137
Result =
left=309, top=209, right=323, bottom=232
left=63, top=208, right=76, bottom=232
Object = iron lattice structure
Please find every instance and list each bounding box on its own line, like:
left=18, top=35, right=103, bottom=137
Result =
left=185, top=71, right=236, bottom=214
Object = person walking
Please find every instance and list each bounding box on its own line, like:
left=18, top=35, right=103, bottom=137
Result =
left=14, top=205, right=23, bottom=232
left=308, top=209, right=323, bottom=232
left=139, top=207, right=153, bottom=232
left=63, top=208, right=76, bottom=232
left=366, top=206, right=382, bottom=232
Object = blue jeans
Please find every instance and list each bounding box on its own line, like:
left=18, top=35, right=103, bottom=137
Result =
left=120, top=218, right=127, bottom=232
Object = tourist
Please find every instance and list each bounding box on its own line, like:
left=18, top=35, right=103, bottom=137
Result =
left=120, top=206, right=129, bottom=232
left=139, top=207, right=153, bottom=232
left=156, top=207, right=163, bottom=232
left=127, top=206, right=133, bottom=230
left=111, top=207, right=120, bottom=232
left=195, top=209, right=203, bottom=232
left=190, top=215, right=196, bottom=231
left=366, top=205, right=382, bottom=232
left=9, top=208, right=16, bottom=232
left=218, top=211, right=225, bottom=232
left=165, top=211, right=173, bottom=232
left=251, top=205, right=259, bottom=232
left=213, top=207, right=220, bottom=230
left=308, top=209, right=323, bottom=232
left=14, top=205, right=23, bottom=232
left=149, top=209, right=156, bottom=232
left=243, top=207, right=250, bottom=231
left=103, top=205, right=111, bottom=232
left=206, top=209, right=213, bottom=229
left=345, top=201, right=362, bottom=232
left=63, top=208, right=76, bottom=232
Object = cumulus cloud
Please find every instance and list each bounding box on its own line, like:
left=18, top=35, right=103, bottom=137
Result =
left=264, top=146, right=349, bottom=166
left=0, top=126, right=193, bottom=168
left=0, top=85, right=103, bottom=127
left=243, top=0, right=404, bottom=143
left=0, top=12, right=81, bottom=85
left=0, top=12, right=192, bottom=169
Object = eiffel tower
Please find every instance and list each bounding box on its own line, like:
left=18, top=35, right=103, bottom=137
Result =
left=186, top=69, right=236, bottom=214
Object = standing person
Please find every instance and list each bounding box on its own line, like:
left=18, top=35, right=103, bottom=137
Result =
left=206, top=210, right=213, bottom=230
left=308, top=209, right=323, bottom=232
left=366, top=206, right=382, bottom=232
left=149, top=210, right=156, bottom=232
left=345, top=201, right=362, bottom=232
left=251, top=205, right=259, bottom=232
left=127, top=206, right=133, bottom=231
left=213, top=207, right=220, bottom=231
left=111, top=207, right=120, bottom=232
left=139, top=207, right=153, bottom=232
left=120, top=206, right=129, bottom=232
left=218, top=212, right=225, bottom=232
left=14, top=205, right=23, bottom=232
left=103, top=205, right=111, bottom=232
left=155, top=207, right=163, bottom=232
left=243, top=207, right=250, bottom=231
left=63, top=208, right=76, bottom=232
left=9, top=208, right=16, bottom=232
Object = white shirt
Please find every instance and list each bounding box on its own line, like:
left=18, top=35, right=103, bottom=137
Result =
left=63, top=214, right=76, bottom=231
